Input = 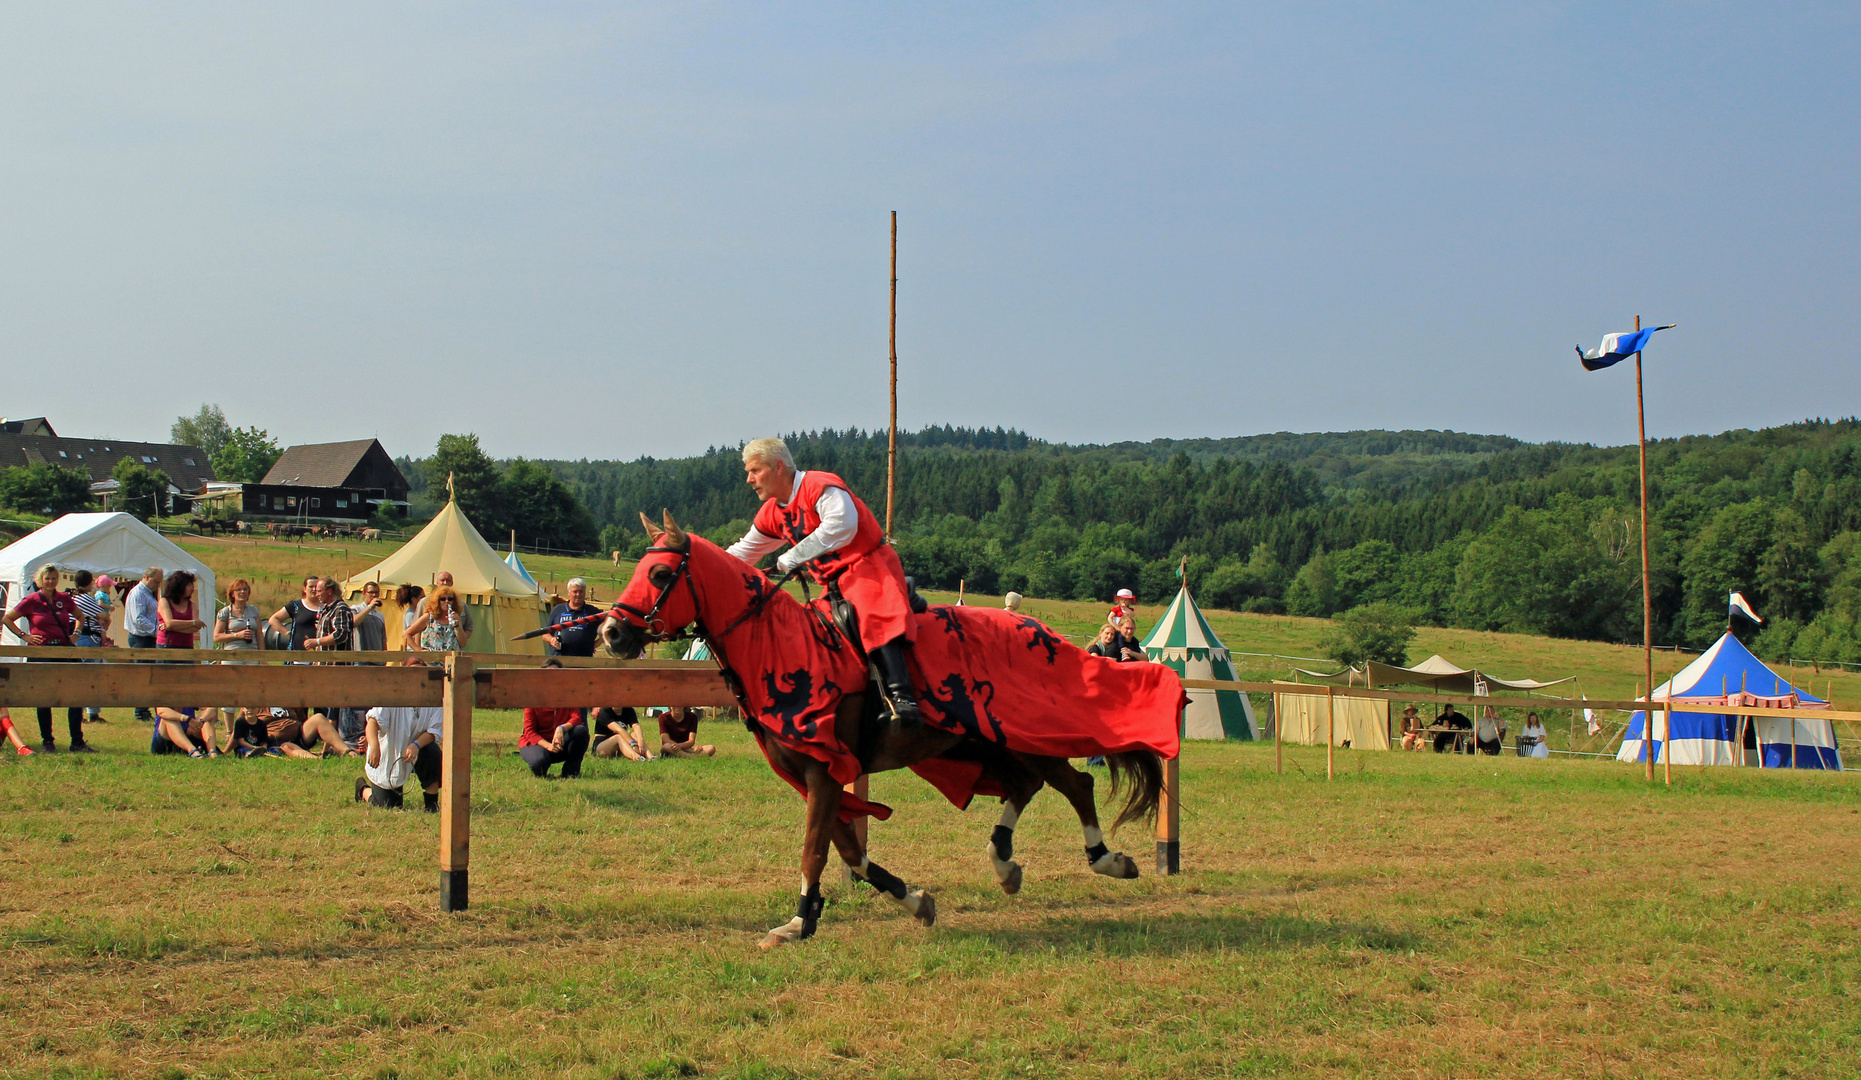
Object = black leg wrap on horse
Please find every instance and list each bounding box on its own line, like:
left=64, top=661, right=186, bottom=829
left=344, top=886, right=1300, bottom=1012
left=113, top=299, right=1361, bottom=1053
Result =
left=856, top=860, right=908, bottom=900
left=1085, top=842, right=1111, bottom=865
left=875, top=638, right=922, bottom=728
left=990, top=825, right=1016, bottom=861
left=796, top=886, right=824, bottom=939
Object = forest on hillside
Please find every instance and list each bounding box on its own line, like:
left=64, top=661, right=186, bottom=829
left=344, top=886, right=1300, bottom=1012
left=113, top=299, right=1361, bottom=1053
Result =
left=514, top=421, right=1861, bottom=664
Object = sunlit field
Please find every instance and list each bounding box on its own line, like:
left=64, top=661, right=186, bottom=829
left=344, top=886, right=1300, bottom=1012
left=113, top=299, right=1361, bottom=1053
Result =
left=4, top=714, right=1859, bottom=1079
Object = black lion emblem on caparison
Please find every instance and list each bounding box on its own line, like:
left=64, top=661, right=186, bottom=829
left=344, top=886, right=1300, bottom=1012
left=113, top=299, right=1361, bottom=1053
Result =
left=924, top=673, right=1005, bottom=745
left=1014, top=616, right=1063, bottom=664
left=930, top=606, right=966, bottom=642
left=760, top=668, right=833, bottom=741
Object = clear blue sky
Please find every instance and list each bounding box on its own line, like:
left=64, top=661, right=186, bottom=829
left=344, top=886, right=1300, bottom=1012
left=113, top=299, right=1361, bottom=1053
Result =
left=4, top=3, right=1856, bottom=461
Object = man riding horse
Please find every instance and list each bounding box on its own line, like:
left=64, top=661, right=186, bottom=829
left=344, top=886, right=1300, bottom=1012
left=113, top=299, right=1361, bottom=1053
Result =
left=725, top=438, right=923, bottom=727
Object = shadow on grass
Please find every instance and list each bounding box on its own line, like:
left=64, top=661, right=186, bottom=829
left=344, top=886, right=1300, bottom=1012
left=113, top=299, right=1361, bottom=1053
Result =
left=572, top=788, right=690, bottom=816
left=941, top=910, right=1425, bottom=958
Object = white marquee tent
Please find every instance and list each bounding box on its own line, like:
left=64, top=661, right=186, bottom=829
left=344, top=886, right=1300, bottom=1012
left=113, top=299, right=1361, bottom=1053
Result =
left=0, top=513, right=215, bottom=646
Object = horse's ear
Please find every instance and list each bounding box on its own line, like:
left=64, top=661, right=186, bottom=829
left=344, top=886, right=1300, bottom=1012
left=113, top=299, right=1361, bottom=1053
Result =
left=661, top=509, right=688, bottom=549
left=639, top=511, right=664, bottom=542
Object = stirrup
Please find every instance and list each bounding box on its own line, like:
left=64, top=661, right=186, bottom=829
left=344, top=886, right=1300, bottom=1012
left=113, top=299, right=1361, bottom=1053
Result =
left=886, top=684, right=923, bottom=729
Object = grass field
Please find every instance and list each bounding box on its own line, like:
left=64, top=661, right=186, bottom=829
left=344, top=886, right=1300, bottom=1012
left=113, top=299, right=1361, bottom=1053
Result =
left=4, top=708, right=1860, bottom=1079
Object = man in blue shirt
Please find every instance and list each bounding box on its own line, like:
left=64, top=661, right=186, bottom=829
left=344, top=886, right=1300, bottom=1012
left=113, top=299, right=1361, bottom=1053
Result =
left=542, top=578, right=602, bottom=658
left=125, top=568, right=164, bottom=722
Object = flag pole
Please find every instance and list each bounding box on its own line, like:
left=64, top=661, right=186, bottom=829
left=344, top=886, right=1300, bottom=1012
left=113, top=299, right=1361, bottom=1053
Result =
left=885, top=210, right=899, bottom=539
left=1634, top=313, right=1655, bottom=783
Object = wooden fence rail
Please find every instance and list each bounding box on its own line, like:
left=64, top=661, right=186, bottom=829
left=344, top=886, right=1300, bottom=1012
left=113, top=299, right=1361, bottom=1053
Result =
left=0, top=659, right=736, bottom=912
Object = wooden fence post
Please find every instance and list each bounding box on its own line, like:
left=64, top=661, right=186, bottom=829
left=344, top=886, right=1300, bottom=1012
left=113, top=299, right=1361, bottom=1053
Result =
left=440, top=654, right=474, bottom=912
left=1157, top=709, right=1182, bottom=875
left=842, top=775, right=869, bottom=885
left=1325, top=685, right=1335, bottom=780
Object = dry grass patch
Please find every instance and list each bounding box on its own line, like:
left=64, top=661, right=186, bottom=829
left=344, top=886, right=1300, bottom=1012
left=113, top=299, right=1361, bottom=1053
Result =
left=3, top=708, right=1860, bottom=1078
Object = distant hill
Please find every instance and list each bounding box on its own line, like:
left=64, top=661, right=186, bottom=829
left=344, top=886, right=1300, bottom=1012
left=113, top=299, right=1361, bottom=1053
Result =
left=521, top=419, right=1861, bottom=661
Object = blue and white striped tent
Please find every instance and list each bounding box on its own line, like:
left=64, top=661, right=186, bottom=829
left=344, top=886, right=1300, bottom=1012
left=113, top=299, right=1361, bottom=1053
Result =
left=503, top=549, right=540, bottom=592
left=1619, top=632, right=1841, bottom=770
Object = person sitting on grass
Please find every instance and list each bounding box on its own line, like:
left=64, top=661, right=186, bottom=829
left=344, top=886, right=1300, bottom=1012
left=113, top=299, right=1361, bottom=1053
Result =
left=520, top=659, right=589, bottom=777
left=353, top=659, right=445, bottom=811
left=658, top=706, right=716, bottom=758
left=152, top=705, right=222, bottom=759
left=591, top=705, right=654, bottom=761
left=229, top=707, right=280, bottom=758
left=0, top=707, right=35, bottom=757
left=260, top=707, right=353, bottom=759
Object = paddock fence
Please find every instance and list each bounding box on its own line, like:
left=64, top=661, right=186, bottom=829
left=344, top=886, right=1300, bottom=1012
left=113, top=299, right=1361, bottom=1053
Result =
left=4, top=649, right=1856, bottom=909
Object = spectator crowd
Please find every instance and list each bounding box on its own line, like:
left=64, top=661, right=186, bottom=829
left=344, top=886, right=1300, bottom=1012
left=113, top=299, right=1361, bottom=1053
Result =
left=1, top=565, right=722, bottom=809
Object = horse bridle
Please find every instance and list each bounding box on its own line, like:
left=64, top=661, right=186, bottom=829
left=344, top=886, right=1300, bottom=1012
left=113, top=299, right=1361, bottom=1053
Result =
left=608, top=544, right=697, bottom=642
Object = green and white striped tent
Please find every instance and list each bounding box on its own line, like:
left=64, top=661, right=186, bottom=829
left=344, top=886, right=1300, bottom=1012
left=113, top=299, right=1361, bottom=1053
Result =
left=1140, top=585, right=1258, bottom=740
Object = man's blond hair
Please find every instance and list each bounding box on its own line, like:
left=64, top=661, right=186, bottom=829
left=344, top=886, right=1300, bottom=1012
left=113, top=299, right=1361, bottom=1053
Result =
left=741, top=438, right=795, bottom=471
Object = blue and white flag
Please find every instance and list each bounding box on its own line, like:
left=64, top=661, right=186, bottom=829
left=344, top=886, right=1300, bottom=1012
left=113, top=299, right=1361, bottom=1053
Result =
left=1577, top=324, right=1675, bottom=371
left=1729, top=592, right=1763, bottom=625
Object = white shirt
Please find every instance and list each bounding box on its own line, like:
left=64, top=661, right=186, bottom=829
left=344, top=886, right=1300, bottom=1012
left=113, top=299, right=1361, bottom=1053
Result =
left=727, top=470, right=859, bottom=572
left=364, top=706, right=444, bottom=790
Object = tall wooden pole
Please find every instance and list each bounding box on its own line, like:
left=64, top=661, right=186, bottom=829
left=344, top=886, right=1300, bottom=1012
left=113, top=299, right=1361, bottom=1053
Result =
left=886, top=210, right=899, bottom=538
left=1634, top=314, right=1655, bottom=783
left=1325, top=684, right=1336, bottom=780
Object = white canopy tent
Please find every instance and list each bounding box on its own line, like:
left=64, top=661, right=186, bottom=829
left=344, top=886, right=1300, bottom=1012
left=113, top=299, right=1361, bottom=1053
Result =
left=0, top=513, right=215, bottom=645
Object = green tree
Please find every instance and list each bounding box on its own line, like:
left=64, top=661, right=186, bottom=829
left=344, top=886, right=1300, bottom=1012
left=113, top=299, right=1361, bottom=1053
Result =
left=1677, top=500, right=1775, bottom=645
left=1284, top=547, right=1337, bottom=617
left=1758, top=508, right=1824, bottom=623
left=211, top=426, right=282, bottom=483
left=112, top=457, right=171, bottom=522
left=171, top=404, right=233, bottom=459
left=1329, top=539, right=1402, bottom=609
left=425, top=434, right=505, bottom=531
left=0, top=463, right=93, bottom=515
left=1450, top=498, right=1640, bottom=641
left=1318, top=602, right=1419, bottom=667
left=501, top=459, right=600, bottom=552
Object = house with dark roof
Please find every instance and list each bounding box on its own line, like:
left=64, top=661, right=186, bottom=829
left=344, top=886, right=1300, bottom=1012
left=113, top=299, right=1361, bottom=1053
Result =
left=0, top=433, right=216, bottom=492
left=243, top=439, right=409, bottom=522
left=0, top=417, right=57, bottom=437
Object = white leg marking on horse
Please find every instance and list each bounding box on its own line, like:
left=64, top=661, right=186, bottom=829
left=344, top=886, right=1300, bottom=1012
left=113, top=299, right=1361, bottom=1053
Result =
left=1082, top=825, right=1104, bottom=849
left=759, top=916, right=808, bottom=950
left=997, top=802, right=1022, bottom=830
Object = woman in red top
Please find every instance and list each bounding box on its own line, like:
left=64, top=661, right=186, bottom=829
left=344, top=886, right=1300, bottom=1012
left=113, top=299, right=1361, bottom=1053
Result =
left=157, top=571, right=204, bottom=649
left=519, top=659, right=589, bottom=777
left=2, top=564, right=92, bottom=752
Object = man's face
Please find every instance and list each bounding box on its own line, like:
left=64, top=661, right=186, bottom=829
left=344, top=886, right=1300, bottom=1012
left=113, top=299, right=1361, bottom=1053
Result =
left=145, top=571, right=163, bottom=590
left=363, top=583, right=379, bottom=602
left=567, top=583, right=586, bottom=607
left=436, top=572, right=454, bottom=588
left=321, top=581, right=340, bottom=604
left=745, top=459, right=792, bottom=502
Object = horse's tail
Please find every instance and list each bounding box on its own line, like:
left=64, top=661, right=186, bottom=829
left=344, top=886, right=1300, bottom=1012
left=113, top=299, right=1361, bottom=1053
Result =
left=1103, top=750, right=1164, bottom=833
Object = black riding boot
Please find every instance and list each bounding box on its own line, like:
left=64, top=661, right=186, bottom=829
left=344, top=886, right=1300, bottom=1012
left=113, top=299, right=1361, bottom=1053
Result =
left=874, top=638, right=923, bottom=729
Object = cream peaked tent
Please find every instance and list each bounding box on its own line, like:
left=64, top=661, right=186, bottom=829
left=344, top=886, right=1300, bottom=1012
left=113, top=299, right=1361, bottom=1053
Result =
left=0, top=513, right=214, bottom=646
left=341, top=501, right=548, bottom=653
left=1140, top=585, right=1257, bottom=739
left=1293, top=654, right=1573, bottom=693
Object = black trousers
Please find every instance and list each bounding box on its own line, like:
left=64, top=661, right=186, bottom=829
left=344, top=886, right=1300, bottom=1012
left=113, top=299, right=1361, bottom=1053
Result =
left=520, top=727, right=589, bottom=778
left=32, top=654, right=85, bottom=746
left=367, top=743, right=443, bottom=806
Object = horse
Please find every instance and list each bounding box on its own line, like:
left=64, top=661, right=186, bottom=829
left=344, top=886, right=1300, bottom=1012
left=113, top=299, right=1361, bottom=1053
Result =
left=601, top=511, right=1184, bottom=950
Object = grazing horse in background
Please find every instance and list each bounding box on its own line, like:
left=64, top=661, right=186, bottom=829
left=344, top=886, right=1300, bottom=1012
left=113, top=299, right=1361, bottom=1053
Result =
left=602, top=511, right=1184, bottom=950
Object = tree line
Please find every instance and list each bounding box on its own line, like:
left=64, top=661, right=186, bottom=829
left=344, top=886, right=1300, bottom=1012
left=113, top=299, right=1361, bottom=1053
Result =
left=528, top=420, right=1861, bottom=664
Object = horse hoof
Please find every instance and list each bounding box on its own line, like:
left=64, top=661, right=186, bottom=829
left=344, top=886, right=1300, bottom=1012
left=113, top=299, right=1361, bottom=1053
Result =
left=998, top=863, right=1023, bottom=895
left=759, top=916, right=808, bottom=951
left=911, top=890, right=936, bottom=928
left=1093, top=851, right=1141, bottom=880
